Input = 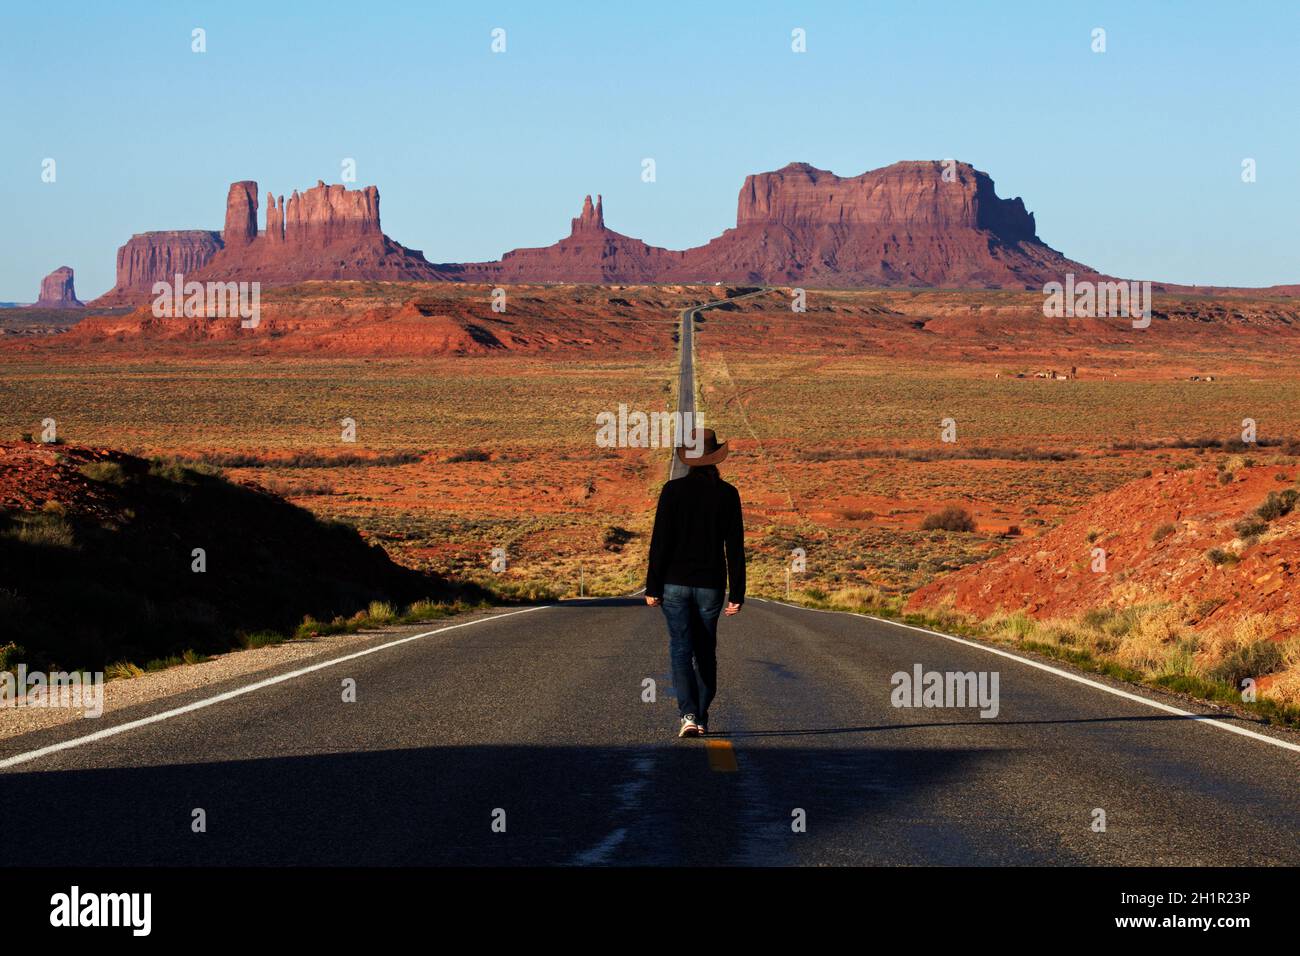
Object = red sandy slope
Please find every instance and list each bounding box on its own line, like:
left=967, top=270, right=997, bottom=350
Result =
left=908, top=462, right=1300, bottom=638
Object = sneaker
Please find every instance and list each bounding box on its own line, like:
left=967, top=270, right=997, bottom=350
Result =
left=678, top=715, right=701, bottom=738
left=697, top=721, right=708, bottom=736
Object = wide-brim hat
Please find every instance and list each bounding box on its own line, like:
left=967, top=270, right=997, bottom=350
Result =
left=676, top=427, right=729, bottom=467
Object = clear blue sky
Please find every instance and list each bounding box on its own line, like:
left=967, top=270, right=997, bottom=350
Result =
left=2, top=0, right=1298, bottom=299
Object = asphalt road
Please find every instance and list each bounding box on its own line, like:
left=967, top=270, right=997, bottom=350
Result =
left=2, top=597, right=1298, bottom=865
left=669, top=289, right=765, bottom=479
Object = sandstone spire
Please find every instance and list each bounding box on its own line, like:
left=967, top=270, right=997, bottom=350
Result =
left=571, top=194, right=605, bottom=234
left=266, top=192, right=284, bottom=243
left=223, top=181, right=259, bottom=246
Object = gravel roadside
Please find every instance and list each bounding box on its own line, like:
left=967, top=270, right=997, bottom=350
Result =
left=0, top=606, right=517, bottom=742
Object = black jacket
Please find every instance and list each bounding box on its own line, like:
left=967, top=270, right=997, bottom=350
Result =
left=645, top=470, right=745, bottom=603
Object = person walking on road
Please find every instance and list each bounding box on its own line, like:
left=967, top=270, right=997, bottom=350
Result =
left=645, top=428, right=745, bottom=738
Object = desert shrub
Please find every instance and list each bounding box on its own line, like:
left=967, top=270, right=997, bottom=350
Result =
left=105, top=661, right=144, bottom=680
left=1115, top=606, right=1184, bottom=673
left=602, top=526, right=635, bottom=552
left=365, top=601, right=397, bottom=625
left=827, top=586, right=901, bottom=615
left=1208, top=640, right=1283, bottom=689
left=1264, top=668, right=1300, bottom=707
left=1153, top=638, right=1201, bottom=679
left=402, top=599, right=454, bottom=622
left=237, top=630, right=287, bottom=650
left=1151, top=522, right=1176, bottom=543
left=802, top=446, right=1077, bottom=463
left=1206, top=548, right=1239, bottom=566
left=260, top=478, right=334, bottom=497
left=1038, top=620, right=1090, bottom=648
left=1190, top=596, right=1226, bottom=620
left=1079, top=607, right=1114, bottom=631
left=180, top=451, right=420, bottom=470
left=1233, top=515, right=1268, bottom=538
left=3, top=513, right=74, bottom=548
left=921, top=506, right=975, bottom=533
left=0, top=641, right=24, bottom=670
left=1255, top=488, right=1299, bottom=522
left=148, top=458, right=196, bottom=483
left=448, top=448, right=491, bottom=463
left=78, top=461, right=128, bottom=485
left=1198, top=615, right=1272, bottom=669
left=990, top=610, right=1036, bottom=642
left=1282, top=637, right=1300, bottom=670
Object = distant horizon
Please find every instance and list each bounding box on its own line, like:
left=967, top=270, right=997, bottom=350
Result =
left=4, top=0, right=1299, bottom=298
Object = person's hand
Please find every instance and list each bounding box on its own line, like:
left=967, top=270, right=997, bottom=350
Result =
left=645, top=596, right=660, bottom=607
left=724, top=602, right=742, bottom=616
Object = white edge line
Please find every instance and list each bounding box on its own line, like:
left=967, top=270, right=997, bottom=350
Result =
left=753, top=597, right=1300, bottom=755
left=0, top=605, right=550, bottom=771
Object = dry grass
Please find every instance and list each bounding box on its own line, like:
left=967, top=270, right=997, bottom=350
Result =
left=970, top=603, right=1299, bottom=719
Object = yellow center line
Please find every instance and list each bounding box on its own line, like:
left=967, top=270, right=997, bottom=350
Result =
left=705, top=739, right=739, bottom=772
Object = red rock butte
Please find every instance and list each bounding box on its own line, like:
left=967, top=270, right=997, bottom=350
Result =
left=667, top=160, right=1093, bottom=288
left=91, top=179, right=452, bottom=305
left=457, top=193, right=687, bottom=284
left=89, top=160, right=1110, bottom=306
left=36, top=265, right=83, bottom=308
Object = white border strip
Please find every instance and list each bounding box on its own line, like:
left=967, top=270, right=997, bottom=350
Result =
left=753, top=597, right=1300, bottom=755
left=0, top=605, right=550, bottom=771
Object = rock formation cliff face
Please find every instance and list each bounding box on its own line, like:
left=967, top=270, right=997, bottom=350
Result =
left=284, top=181, right=381, bottom=243
left=91, top=180, right=452, bottom=305
left=36, top=266, right=83, bottom=308
left=663, top=161, right=1091, bottom=288
left=459, top=194, right=685, bottom=284
left=462, top=162, right=1093, bottom=289
left=732, top=162, right=1036, bottom=235
left=194, top=179, right=452, bottom=285
left=88, top=160, right=1102, bottom=306
left=91, top=231, right=224, bottom=306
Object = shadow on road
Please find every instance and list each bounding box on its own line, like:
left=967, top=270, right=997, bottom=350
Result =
left=0, top=741, right=993, bottom=865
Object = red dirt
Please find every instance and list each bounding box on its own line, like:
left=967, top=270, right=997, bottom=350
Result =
left=0, top=442, right=126, bottom=520
left=908, top=462, right=1300, bottom=637
left=14, top=283, right=734, bottom=357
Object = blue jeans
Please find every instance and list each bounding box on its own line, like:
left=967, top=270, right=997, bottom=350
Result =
left=660, top=583, right=724, bottom=725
